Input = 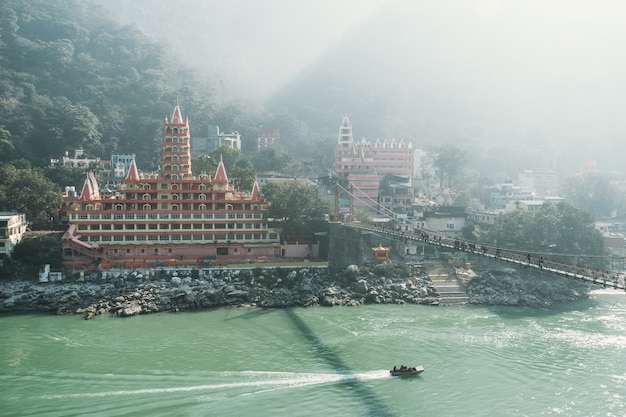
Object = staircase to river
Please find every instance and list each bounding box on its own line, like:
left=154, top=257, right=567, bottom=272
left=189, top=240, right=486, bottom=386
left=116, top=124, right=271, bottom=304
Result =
left=426, top=263, right=469, bottom=306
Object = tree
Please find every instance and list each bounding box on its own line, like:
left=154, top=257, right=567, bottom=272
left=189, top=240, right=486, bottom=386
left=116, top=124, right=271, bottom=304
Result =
left=433, top=145, right=466, bottom=189
left=561, top=174, right=621, bottom=218
left=262, top=181, right=331, bottom=239
left=484, top=202, right=607, bottom=269
left=0, top=163, right=63, bottom=224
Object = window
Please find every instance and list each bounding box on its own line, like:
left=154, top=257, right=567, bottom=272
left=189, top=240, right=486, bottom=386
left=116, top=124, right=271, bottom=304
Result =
left=217, top=247, right=229, bottom=256
left=125, top=214, right=134, bottom=220
left=89, top=214, right=100, bottom=220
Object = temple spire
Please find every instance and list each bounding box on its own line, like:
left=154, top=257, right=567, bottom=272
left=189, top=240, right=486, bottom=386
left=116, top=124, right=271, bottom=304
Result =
left=338, top=114, right=353, bottom=146
left=125, top=155, right=139, bottom=182
left=171, top=98, right=183, bottom=124
left=213, top=154, right=229, bottom=185
left=250, top=178, right=260, bottom=201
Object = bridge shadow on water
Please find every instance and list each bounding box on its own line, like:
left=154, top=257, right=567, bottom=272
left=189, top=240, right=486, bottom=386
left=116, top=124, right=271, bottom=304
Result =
left=283, top=308, right=397, bottom=417
left=219, top=307, right=398, bottom=415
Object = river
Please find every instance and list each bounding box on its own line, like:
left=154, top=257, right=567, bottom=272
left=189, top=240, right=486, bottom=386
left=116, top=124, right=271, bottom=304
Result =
left=1, top=289, right=625, bottom=417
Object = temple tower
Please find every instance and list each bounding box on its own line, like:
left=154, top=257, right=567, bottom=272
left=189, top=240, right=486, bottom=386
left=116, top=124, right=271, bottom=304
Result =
left=338, top=115, right=353, bottom=147
left=161, top=100, right=192, bottom=179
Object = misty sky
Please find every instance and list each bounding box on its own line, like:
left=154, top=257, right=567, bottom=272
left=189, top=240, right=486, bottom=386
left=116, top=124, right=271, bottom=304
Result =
left=98, top=0, right=626, bottom=172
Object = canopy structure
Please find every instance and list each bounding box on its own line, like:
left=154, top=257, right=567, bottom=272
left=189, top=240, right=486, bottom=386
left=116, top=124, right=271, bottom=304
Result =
left=372, top=243, right=390, bottom=262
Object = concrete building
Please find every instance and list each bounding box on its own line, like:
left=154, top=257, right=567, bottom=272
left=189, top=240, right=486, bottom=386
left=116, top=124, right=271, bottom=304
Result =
left=0, top=212, right=27, bottom=258
left=518, top=169, right=559, bottom=198
left=257, top=128, right=280, bottom=150
left=61, top=102, right=280, bottom=270
left=50, top=149, right=100, bottom=169
left=191, top=125, right=241, bottom=158
left=488, top=181, right=534, bottom=210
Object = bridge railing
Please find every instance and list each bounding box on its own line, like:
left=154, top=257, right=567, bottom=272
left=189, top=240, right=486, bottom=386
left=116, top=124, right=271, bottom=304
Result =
left=347, top=222, right=625, bottom=290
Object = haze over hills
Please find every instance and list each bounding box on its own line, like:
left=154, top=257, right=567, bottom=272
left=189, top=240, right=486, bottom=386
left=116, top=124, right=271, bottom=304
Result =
left=89, top=1, right=626, bottom=176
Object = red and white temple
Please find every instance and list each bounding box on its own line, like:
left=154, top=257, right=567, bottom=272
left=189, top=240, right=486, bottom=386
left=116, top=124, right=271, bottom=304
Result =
left=61, top=102, right=281, bottom=270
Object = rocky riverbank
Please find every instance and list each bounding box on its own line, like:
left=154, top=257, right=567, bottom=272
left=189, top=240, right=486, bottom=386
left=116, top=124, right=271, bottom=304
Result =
left=0, top=261, right=592, bottom=319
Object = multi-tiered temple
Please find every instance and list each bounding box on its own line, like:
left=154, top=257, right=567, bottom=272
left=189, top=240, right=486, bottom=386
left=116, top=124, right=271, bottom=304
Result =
left=61, top=102, right=281, bottom=270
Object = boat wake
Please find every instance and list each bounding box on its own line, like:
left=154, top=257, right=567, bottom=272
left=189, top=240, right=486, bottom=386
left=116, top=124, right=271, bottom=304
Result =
left=38, top=370, right=391, bottom=400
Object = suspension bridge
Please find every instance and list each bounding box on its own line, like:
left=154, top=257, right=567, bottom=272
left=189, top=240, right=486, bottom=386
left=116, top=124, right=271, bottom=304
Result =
left=332, top=183, right=626, bottom=291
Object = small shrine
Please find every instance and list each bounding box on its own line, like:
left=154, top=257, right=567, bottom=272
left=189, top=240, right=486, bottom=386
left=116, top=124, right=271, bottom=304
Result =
left=372, top=243, right=391, bottom=262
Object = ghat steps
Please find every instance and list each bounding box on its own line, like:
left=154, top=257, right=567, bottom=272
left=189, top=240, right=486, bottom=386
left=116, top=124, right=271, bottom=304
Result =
left=427, top=263, right=469, bottom=306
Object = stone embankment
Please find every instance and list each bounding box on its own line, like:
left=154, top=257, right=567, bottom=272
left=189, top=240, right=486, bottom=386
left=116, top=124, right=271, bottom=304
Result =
left=0, top=263, right=439, bottom=319
left=465, top=266, right=591, bottom=308
left=0, top=261, right=593, bottom=319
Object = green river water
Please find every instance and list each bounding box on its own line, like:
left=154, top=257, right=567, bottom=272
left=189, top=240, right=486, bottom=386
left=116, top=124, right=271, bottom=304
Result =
left=1, top=289, right=626, bottom=417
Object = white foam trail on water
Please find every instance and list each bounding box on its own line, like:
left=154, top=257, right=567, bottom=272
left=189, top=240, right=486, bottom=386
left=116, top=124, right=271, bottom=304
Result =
left=38, top=370, right=390, bottom=400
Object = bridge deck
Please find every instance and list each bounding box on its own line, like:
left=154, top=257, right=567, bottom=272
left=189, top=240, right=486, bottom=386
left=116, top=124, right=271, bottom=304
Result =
left=348, top=223, right=626, bottom=291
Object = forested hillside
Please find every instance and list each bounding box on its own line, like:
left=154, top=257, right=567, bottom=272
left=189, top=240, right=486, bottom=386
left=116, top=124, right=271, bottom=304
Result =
left=1, top=0, right=337, bottom=186
left=0, top=0, right=223, bottom=169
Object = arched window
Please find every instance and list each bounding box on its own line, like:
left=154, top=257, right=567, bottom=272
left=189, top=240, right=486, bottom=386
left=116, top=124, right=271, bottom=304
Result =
left=172, top=145, right=179, bottom=153
left=199, top=194, right=206, bottom=200
left=172, top=165, right=180, bottom=171
left=171, top=204, right=179, bottom=211
left=142, top=193, right=151, bottom=200
left=199, top=183, right=207, bottom=190
left=199, top=204, right=206, bottom=211
left=115, top=204, right=123, bottom=210
left=226, top=204, right=233, bottom=210
left=172, top=194, right=179, bottom=200
left=252, top=204, right=260, bottom=210
left=172, top=155, right=179, bottom=161
left=173, top=127, right=179, bottom=133
left=171, top=174, right=179, bottom=180
left=142, top=183, right=151, bottom=190
left=172, top=183, right=179, bottom=190
left=143, top=204, right=151, bottom=210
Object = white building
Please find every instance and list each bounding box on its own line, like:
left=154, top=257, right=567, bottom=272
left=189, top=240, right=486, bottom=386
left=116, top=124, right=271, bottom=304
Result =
left=0, top=212, right=28, bottom=258
left=518, top=170, right=559, bottom=198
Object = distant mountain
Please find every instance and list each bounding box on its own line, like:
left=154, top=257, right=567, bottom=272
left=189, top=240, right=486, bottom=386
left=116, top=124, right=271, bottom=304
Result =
left=268, top=1, right=626, bottom=176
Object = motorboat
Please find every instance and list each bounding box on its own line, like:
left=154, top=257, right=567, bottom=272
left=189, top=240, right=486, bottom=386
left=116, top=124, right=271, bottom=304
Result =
left=390, top=365, right=424, bottom=376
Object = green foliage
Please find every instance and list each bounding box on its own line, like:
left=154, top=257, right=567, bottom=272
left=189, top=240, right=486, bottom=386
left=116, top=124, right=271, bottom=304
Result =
left=262, top=181, right=331, bottom=239
left=561, top=174, right=622, bottom=218
left=11, top=234, right=63, bottom=269
left=433, top=145, right=466, bottom=189
left=0, top=163, right=62, bottom=223
left=373, top=262, right=395, bottom=277
left=484, top=202, right=607, bottom=269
